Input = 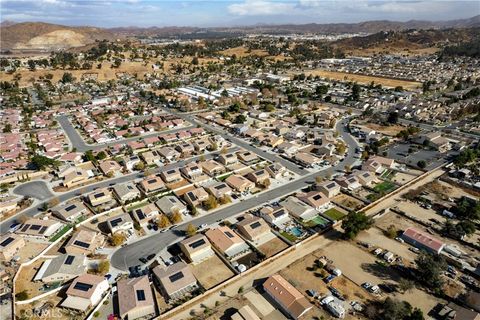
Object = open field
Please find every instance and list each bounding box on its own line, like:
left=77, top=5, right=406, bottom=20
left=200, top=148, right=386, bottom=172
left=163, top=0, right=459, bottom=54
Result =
left=299, top=69, right=422, bottom=90
left=362, top=123, right=406, bottom=137
left=15, top=259, right=46, bottom=295
left=343, top=46, right=440, bottom=57
left=191, top=254, right=235, bottom=290
left=220, top=46, right=289, bottom=61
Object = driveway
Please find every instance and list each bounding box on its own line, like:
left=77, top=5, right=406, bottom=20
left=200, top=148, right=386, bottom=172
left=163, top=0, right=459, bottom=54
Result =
left=13, top=180, right=54, bottom=200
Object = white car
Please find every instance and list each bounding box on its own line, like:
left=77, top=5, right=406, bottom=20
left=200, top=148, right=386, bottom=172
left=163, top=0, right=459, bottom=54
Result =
left=199, top=223, right=208, bottom=229
left=321, top=295, right=335, bottom=305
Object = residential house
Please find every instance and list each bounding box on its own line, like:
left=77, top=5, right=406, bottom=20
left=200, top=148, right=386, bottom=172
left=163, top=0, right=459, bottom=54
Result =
left=139, top=175, right=165, bottom=194
left=131, top=203, right=160, bottom=226
left=266, top=163, right=287, bottom=179
left=60, top=274, right=109, bottom=312
left=237, top=151, right=258, bottom=164
left=152, top=262, right=199, bottom=301
left=117, top=276, right=156, bottom=320
left=158, top=147, right=180, bottom=162
left=87, top=188, right=113, bottom=207
left=206, top=182, right=233, bottom=199
left=123, top=155, right=142, bottom=171
left=51, top=201, right=88, bottom=222
left=295, top=152, right=322, bottom=168
left=362, top=158, right=384, bottom=174
left=315, top=181, right=341, bottom=198
left=16, top=218, right=64, bottom=239
left=180, top=162, right=205, bottom=181
left=200, top=160, right=225, bottom=176
left=179, top=234, right=215, bottom=264
left=261, top=206, right=291, bottom=227
left=106, top=213, right=134, bottom=234
left=160, top=168, right=182, bottom=183
left=34, top=254, right=86, bottom=283
left=353, top=171, right=377, bottom=187
left=297, top=191, right=330, bottom=211
left=335, top=175, right=362, bottom=191
left=155, top=196, right=187, bottom=215
left=99, top=160, right=122, bottom=176
left=183, top=187, right=209, bottom=207
left=0, top=233, right=25, bottom=261
left=63, top=168, right=91, bottom=188
left=263, top=274, right=312, bottom=319
left=236, top=214, right=271, bottom=243
left=113, top=182, right=141, bottom=203
left=175, top=143, right=195, bottom=156
left=193, top=139, right=210, bottom=153
left=205, top=226, right=250, bottom=258
left=140, top=150, right=161, bottom=166
left=280, top=196, right=317, bottom=220
left=246, top=169, right=270, bottom=186
left=218, top=153, right=238, bottom=166
left=225, top=175, right=255, bottom=194
left=64, top=229, right=104, bottom=255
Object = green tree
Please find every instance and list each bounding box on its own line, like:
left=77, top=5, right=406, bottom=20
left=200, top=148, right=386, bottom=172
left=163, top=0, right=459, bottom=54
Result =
left=61, top=72, right=74, bottom=83
left=341, top=211, right=373, bottom=239
left=234, top=114, right=247, bottom=124
left=417, top=160, right=427, bottom=169
left=351, top=83, right=361, bottom=101
left=414, top=252, right=447, bottom=291
left=185, top=223, right=198, bottom=236
left=30, top=155, right=58, bottom=170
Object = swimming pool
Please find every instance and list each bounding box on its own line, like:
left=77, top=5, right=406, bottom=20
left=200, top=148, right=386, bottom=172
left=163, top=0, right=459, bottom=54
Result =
left=309, top=215, right=330, bottom=227
left=290, top=226, right=303, bottom=237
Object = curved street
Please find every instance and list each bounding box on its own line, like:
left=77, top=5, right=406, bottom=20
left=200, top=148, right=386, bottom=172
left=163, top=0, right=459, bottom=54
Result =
left=13, top=180, right=54, bottom=201
left=110, top=117, right=359, bottom=270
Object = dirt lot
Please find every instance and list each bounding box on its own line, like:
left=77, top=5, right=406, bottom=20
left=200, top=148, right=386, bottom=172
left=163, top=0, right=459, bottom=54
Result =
left=299, top=69, right=421, bottom=90
left=333, top=193, right=366, bottom=211
left=16, top=239, right=49, bottom=263
left=362, top=123, right=406, bottom=137
left=15, top=290, right=76, bottom=320
left=395, top=200, right=446, bottom=225
left=191, top=254, right=235, bottom=290
left=319, top=240, right=444, bottom=314
left=392, top=172, right=418, bottom=185
left=280, top=248, right=371, bottom=320
left=356, top=227, right=417, bottom=262
left=257, top=236, right=289, bottom=258
left=15, top=259, right=46, bottom=295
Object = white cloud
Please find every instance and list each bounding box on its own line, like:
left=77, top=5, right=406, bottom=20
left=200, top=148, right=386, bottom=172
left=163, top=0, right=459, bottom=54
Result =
left=228, top=0, right=295, bottom=16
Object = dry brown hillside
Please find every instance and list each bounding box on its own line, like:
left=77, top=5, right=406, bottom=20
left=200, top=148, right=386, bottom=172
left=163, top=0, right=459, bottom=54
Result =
left=0, top=22, right=115, bottom=51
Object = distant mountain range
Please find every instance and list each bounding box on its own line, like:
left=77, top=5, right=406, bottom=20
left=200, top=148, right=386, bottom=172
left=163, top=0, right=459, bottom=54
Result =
left=1, top=15, right=479, bottom=52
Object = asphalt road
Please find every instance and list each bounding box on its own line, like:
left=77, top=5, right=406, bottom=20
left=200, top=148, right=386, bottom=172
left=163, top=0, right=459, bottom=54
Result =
left=110, top=117, right=359, bottom=270
left=13, top=181, right=54, bottom=200
left=0, top=148, right=238, bottom=233
left=57, top=115, right=195, bottom=152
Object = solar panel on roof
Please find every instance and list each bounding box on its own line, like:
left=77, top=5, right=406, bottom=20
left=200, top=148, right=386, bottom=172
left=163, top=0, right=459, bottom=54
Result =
left=250, top=221, right=262, bottom=229
left=189, top=239, right=206, bottom=249
left=110, top=217, right=123, bottom=227
left=273, top=210, right=285, bottom=218
left=64, top=255, right=75, bottom=265
left=30, top=224, right=41, bottom=231
left=224, top=231, right=235, bottom=238
left=313, top=195, right=321, bottom=200
left=167, top=169, right=175, bottom=174
left=65, top=204, right=77, bottom=211
left=0, top=237, right=14, bottom=247
left=136, top=289, right=146, bottom=301
left=73, top=282, right=93, bottom=291
left=326, top=183, right=336, bottom=188
left=137, top=211, right=146, bottom=220
left=169, top=271, right=184, bottom=283
left=73, top=240, right=90, bottom=248
left=147, top=179, right=156, bottom=184
left=94, top=192, right=105, bottom=198
left=20, top=224, right=30, bottom=232
left=39, top=226, right=48, bottom=234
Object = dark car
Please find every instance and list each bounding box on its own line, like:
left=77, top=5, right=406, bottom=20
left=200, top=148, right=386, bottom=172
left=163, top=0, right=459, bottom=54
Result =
left=146, top=254, right=156, bottom=261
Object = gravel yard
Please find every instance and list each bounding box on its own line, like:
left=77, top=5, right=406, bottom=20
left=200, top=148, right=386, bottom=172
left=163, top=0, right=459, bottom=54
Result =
left=191, top=254, right=235, bottom=290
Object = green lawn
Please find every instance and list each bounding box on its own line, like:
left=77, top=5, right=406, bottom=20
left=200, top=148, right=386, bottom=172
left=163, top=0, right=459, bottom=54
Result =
left=49, top=224, right=72, bottom=242
left=381, top=170, right=396, bottom=180
left=322, top=208, right=346, bottom=221
left=374, top=181, right=397, bottom=193
left=217, top=173, right=233, bottom=181
left=280, top=231, right=297, bottom=242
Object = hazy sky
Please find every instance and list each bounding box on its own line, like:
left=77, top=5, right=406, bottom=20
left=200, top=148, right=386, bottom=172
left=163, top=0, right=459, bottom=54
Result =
left=1, top=0, right=479, bottom=27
